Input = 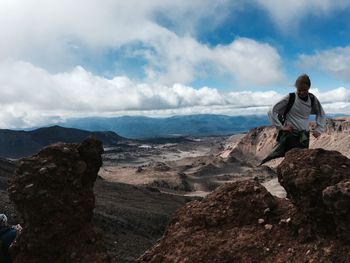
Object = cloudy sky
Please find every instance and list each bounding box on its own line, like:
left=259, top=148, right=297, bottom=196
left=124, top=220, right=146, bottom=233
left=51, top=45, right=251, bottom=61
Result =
left=1, top=0, right=350, bottom=128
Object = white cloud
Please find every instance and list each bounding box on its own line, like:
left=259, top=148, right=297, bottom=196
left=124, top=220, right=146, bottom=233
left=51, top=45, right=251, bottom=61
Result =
left=297, top=46, right=350, bottom=81
left=1, top=0, right=227, bottom=69
left=256, top=0, right=350, bottom=30
left=310, top=87, right=350, bottom=103
left=0, top=61, right=348, bottom=128
left=0, top=0, right=284, bottom=86
left=144, top=36, right=285, bottom=85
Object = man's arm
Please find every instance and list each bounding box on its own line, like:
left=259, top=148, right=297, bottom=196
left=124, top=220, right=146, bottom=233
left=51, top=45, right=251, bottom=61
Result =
left=268, top=95, right=289, bottom=130
left=312, top=96, right=326, bottom=136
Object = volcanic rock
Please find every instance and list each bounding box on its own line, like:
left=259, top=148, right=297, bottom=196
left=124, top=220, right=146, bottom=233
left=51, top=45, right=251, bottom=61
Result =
left=324, top=118, right=350, bottom=133
left=277, top=148, right=350, bottom=235
left=138, top=149, right=350, bottom=262
left=8, top=138, right=110, bottom=263
left=220, top=126, right=276, bottom=165
left=323, top=179, right=350, bottom=242
left=138, top=181, right=287, bottom=263
left=153, top=162, right=170, bottom=172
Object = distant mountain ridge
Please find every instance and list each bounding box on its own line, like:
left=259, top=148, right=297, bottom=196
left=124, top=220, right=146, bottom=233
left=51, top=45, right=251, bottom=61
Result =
left=59, top=114, right=270, bottom=139
left=0, top=125, right=124, bottom=158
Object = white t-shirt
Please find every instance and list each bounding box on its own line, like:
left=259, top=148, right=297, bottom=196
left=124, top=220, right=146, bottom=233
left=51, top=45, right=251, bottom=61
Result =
left=268, top=92, right=325, bottom=133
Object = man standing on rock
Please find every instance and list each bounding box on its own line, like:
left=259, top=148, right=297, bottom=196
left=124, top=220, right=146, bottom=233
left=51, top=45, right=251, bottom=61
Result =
left=260, top=74, right=325, bottom=165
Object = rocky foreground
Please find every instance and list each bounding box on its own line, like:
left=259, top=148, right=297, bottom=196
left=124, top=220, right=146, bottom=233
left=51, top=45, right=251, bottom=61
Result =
left=139, top=148, right=350, bottom=262
left=0, top=139, right=192, bottom=262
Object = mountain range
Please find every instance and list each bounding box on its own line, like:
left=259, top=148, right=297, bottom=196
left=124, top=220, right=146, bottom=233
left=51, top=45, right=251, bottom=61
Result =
left=58, top=114, right=270, bottom=139
left=0, top=125, right=123, bottom=159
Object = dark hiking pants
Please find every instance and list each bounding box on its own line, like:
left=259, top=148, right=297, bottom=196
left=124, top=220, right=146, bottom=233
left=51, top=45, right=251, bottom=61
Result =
left=260, top=130, right=309, bottom=165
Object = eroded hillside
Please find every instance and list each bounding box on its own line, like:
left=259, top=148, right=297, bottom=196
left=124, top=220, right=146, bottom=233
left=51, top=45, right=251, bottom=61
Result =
left=220, top=118, right=350, bottom=166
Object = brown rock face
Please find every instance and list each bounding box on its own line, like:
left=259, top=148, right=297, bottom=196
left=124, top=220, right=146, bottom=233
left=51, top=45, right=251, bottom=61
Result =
left=8, top=138, right=110, bottom=263
left=139, top=149, right=350, bottom=263
left=277, top=148, right=350, bottom=236
left=221, top=126, right=277, bottom=165
left=171, top=180, right=277, bottom=229
left=323, top=179, right=350, bottom=242
left=139, top=181, right=284, bottom=263
left=324, top=118, right=350, bottom=133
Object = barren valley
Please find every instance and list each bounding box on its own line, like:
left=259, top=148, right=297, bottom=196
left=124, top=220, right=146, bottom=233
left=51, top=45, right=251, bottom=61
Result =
left=99, top=134, right=277, bottom=198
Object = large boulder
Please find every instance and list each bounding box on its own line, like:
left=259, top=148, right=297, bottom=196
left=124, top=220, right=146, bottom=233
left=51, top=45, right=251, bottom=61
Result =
left=139, top=181, right=285, bottom=263
left=323, top=179, right=350, bottom=242
left=8, top=138, right=110, bottom=263
left=277, top=148, right=350, bottom=237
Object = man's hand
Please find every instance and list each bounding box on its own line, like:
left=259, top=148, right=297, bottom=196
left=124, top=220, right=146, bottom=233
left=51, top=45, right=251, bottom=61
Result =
left=282, top=124, right=293, bottom=133
left=13, top=224, right=22, bottom=234
left=312, top=130, right=321, bottom=138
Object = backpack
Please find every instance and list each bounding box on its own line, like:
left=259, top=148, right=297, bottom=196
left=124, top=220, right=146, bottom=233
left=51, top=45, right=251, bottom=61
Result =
left=276, top=92, right=315, bottom=142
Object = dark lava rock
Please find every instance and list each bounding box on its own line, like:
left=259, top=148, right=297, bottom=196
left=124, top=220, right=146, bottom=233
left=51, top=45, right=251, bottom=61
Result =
left=170, top=180, right=277, bottom=229
left=323, top=179, right=350, bottom=242
left=277, top=148, right=350, bottom=235
left=8, top=138, right=110, bottom=263
left=153, top=162, right=170, bottom=172
left=138, top=181, right=286, bottom=263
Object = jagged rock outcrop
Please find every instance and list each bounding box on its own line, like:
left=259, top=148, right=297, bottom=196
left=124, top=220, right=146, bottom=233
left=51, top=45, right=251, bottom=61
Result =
left=277, top=148, right=350, bottom=235
left=220, top=126, right=276, bottom=165
left=311, top=118, right=350, bottom=159
left=8, top=138, right=110, bottom=263
left=152, top=162, right=171, bottom=172
left=323, top=179, right=350, bottom=242
left=139, top=149, right=350, bottom=263
left=324, top=118, right=350, bottom=133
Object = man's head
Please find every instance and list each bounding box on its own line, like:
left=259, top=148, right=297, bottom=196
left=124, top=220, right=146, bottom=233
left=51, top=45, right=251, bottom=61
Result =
left=0, top=213, right=8, bottom=226
left=295, top=74, right=311, bottom=98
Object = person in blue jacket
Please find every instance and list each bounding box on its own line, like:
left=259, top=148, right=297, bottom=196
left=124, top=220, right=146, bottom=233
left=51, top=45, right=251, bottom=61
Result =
left=0, top=214, right=22, bottom=263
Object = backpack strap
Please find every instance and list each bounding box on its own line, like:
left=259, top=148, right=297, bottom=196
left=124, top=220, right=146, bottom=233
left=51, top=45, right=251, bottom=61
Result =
left=276, top=93, right=295, bottom=142
left=309, top=93, right=315, bottom=107
left=283, top=92, right=295, bottom=120
left=309, top=92, right=316, bottom=114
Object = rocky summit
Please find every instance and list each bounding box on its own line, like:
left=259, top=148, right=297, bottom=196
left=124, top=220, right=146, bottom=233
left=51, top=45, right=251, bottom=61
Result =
left=139, top=148, right=350, bottom=263
left=8, top=138, right=110, bottom=263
